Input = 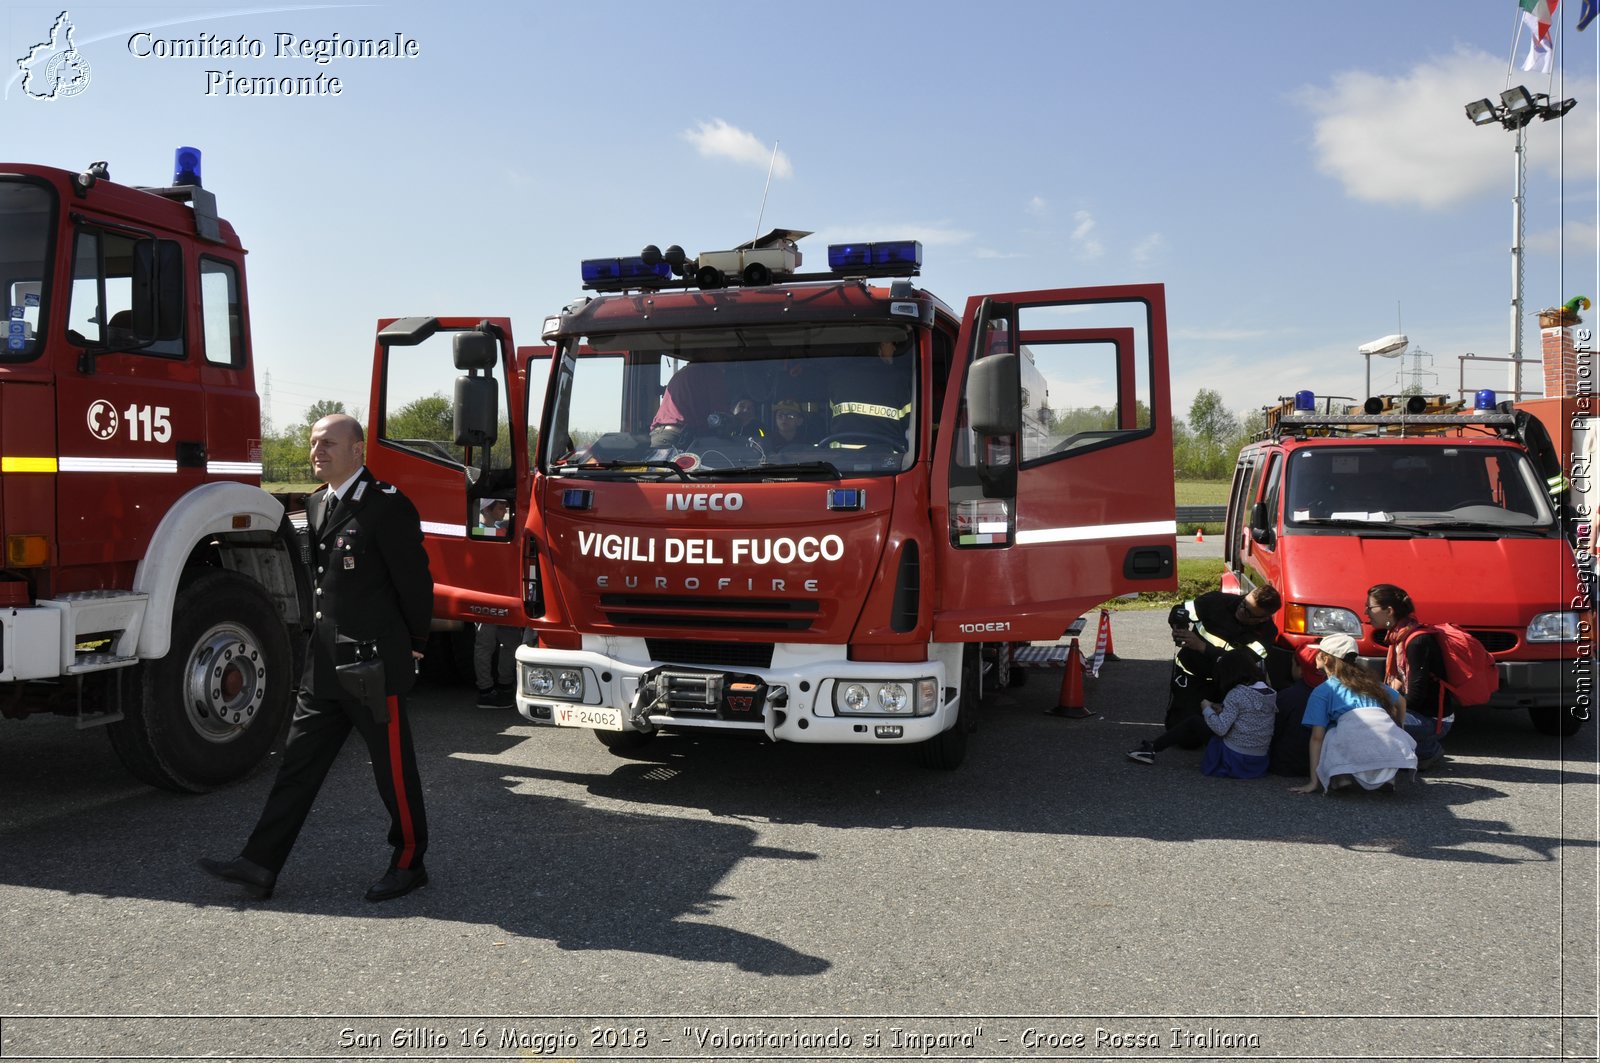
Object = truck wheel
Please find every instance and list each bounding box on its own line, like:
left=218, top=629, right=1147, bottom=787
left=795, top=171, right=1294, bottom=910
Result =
left=595, top=728, right=656, bottom=755
left=106, top=569, right=293, bottom=793
left=916, top=646, right=978, bottom=769
left=1528, top=704, right=1585, bottom=737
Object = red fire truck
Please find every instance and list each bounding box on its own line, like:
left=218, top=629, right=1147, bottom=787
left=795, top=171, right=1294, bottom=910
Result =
left=0, top=152, right=307, bottom=790
left=1223, top=390, right=1588, bottom=736
left=365, top=237, right=1177, bottom=768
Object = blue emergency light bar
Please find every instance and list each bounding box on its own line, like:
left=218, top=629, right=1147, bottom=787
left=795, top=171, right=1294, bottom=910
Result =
left=581, top=256, right=672, bottom=289
left=174, top=146, right=202, bottom=187
left=828, top=240, right=923, bottom=275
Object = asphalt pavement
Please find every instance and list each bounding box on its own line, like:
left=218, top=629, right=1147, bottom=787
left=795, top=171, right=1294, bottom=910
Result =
left=0, top=609, right=1594, bottom=1062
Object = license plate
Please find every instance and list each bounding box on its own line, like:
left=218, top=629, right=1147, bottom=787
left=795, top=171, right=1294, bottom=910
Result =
left=552, top=705, right=623, bottom=731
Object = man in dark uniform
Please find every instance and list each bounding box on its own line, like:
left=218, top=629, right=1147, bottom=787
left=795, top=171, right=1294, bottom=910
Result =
left=826, top=339, right=913, bottom=444
left=1162, top=584, right=1281, bottom=745
left=199, top=413, right=435, bottom=902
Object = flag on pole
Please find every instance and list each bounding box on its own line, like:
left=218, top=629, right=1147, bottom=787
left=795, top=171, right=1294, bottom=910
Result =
left=1578, top=0, right=1597, bottom=31
left=1520, top=0, right=1560, bottom=72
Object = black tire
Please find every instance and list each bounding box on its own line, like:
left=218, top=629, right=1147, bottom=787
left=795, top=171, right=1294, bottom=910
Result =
left=106, top=569, right=293, bottom=793
left=595, top=727, right=657, bottom=755
left=917, top=646, right=978, bottom=769
left=696, top=265, right=724, bottom=290
left=1528, top=704, right=1585, bottom=737
left=742, top=262, right=771, bottom=287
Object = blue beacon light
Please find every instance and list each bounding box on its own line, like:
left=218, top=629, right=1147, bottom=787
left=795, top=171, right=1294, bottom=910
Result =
left=827, top=240, right=923, bottom=273
left=1474, top=389, right=1497, bottom=411
left=1293, top=390, right=1316, bottom=412
left=173, top=146, right=202, bottom=187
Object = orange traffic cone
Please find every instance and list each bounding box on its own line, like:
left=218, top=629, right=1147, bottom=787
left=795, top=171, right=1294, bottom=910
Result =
left=1046, top=638, right=1092, bottom=718
left=1194, top=527, right=1205, bottom=543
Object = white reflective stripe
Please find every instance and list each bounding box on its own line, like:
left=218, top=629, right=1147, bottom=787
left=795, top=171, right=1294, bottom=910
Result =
left=207, top=461, right=263, bottom=476
left=1015, top=519, right=1178, bottom=545
left=59, top=457, right=178, bottom=474
left=421, top=520, right=468, bottom=538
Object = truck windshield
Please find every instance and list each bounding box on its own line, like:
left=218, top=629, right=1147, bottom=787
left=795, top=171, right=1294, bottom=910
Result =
left=546, top=324, right=916, bottom=479
left=0, top=180, right=55, bottom=361
left=1284, top=444, right=1556, bottom=531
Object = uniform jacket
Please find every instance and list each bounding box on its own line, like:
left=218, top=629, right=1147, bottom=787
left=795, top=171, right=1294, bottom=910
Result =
left=304, top=468, right=433, bottom=698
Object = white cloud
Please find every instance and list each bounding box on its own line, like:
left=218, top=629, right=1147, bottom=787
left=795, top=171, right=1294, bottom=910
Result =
left=1131, top=232, right=1166, bottom=264
left=975, top=248, right=1026, bottom=260
left=682, top=119, right=793, bottom=177
left=1298, top=49, right=1598, bottom=209
left=1527, top=219, right=1600, bottom=254
left=1070, top=210, right=1104, bottom=259
left=1025, top=195, right=1050, bottom=218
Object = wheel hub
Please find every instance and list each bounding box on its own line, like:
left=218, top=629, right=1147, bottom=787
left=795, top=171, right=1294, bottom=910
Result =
left=184, top=623, right=269, bottom=743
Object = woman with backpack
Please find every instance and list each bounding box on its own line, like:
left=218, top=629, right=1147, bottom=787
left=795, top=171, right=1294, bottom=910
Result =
left=1289, top=634, right=1416, bottom=794
left=1367, top=583, right=1452, bottom=771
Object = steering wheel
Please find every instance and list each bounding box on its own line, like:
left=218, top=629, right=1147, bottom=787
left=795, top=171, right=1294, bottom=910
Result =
left=817, top=430, right=903, bottom=449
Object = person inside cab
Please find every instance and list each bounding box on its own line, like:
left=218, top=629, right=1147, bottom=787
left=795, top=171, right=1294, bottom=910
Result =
left=825, top=338, right=913, bottom=446
left=649, top=361, right=730, bottom=449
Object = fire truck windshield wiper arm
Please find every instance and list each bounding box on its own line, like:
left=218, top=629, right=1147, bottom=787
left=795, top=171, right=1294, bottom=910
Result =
left=1410, top=520, right=1550, bottom=536
left=567, top=459, right=689, bottom=480
left=752, top=460, right=843, bottom=479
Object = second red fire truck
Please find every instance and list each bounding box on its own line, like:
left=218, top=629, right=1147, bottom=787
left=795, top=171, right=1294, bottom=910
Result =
left=366, top=236, right=1178, bottom=768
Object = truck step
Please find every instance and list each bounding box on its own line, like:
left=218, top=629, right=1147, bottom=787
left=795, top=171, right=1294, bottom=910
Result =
left=38, top=591, right=148, bottom=674
left=64, top=652, right=139, bottom=676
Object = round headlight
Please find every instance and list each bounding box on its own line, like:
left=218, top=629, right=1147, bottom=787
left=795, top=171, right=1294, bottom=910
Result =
left=528, top=667, right=555, bottom=696
left=558, top=670, right=583, bottom=697
left=877, top=682, right=908, bottom=713
left=842, top=683, right=871, bottom=712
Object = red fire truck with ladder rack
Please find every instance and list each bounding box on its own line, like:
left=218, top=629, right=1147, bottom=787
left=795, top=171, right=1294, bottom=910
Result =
left=1223, top=388, right=1588, bottom=736
left=365, top=234, right=1178, bottom=768
left=0, top=150, right=309, bottom=790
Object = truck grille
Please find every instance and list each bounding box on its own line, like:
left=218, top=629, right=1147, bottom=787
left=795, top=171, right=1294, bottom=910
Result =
left=600, top=595, right=817, bottom=632
left=646, top=639, right=775, bottom=669
left=1468, top=630, right=1517, bottom=654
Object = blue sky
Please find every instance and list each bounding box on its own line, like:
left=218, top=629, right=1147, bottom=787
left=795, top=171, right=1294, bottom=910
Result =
left=5, top=0, right=1597, bottom=432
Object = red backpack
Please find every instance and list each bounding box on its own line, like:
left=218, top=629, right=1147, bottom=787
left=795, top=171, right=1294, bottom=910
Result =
left=1395, top=624, right=1500, bottom=722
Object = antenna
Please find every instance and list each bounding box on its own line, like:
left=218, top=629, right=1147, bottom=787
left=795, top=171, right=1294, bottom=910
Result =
left=754, top=140, right=779, bottom=243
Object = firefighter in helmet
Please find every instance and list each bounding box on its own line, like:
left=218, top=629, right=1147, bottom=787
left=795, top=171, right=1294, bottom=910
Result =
left=1165, top=584, right=1282, bottom=743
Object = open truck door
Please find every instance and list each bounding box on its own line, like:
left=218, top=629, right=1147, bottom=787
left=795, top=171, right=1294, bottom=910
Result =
left=932, top=284, right=1177, bottom=642
left=365, top=316, right=531, bottom=629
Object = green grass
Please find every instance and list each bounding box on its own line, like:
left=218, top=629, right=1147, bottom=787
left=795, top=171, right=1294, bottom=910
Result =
left=1174, top=479, right=1230, bottom=506
left=1102, top=557, right=1226, bottom=612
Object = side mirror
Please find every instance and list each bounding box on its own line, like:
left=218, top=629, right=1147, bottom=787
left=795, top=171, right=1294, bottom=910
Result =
left=454, top=375, right=498, bottom=447
left=966, top=352, right=1020, bottom=436
left=1249, top=501, right=1272, bottom=543
left=967, top=353, right=1020, bottom=498
left=453, top=331, right=497, bottom=370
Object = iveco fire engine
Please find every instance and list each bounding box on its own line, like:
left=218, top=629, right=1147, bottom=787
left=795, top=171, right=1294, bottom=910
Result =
left=0, top=151, right=308, bottom=790
left=367, top=235, right=1177, bottom=767
left=1223, top=389, right=1587, bottom=736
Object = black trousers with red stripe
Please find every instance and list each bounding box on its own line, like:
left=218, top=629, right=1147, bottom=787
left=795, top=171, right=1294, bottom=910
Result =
left=241, top=688, right=427, bottom=875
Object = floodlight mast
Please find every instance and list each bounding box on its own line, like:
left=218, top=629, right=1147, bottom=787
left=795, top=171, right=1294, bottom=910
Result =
left=1358, top=333, right=1408, bottom=399
left=1463, top=86, right=1578, bottom=399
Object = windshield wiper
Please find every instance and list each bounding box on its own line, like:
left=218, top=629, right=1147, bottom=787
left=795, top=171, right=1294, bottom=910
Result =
left=1294, top=517, right=1416, bottom=537
left=1413, top=520, right=1549, bottom=536
left=752, top=460, right=843, bottom=479
left=560, top=459, right=688, bottom=480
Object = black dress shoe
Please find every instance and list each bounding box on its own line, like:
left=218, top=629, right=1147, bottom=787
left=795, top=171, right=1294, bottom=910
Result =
left=197, top=857, right=276, bottom=900
left=365, top=864, right=428, bottom=902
